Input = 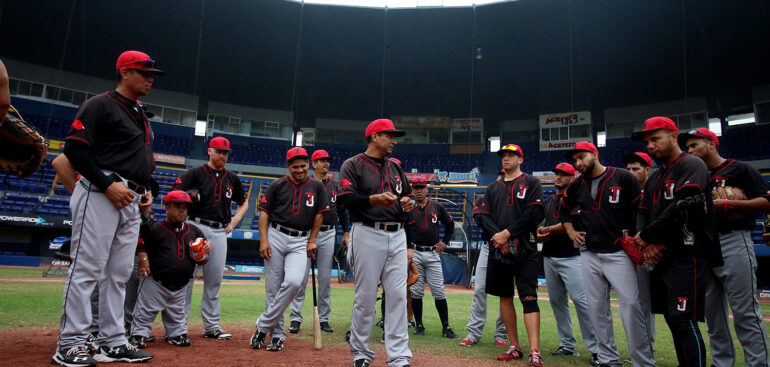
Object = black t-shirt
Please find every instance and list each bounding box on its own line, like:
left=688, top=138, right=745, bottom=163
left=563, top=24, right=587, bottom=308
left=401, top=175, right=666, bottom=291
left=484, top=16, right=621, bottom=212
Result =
left=339, top=153, right=413, bottom=222
left=709, top=159, right=770, bottom=232
left=257, top=176, right=329, bottom=231
left=175, top=165, right=246, bottom=224
left=410, top=199, right=453, bottom=247
left=560, top=167, right=641, bottom=253
left=483, top=173, right=544, bottom=251
left=319, top=177, right=343, bottom=226
left=137, top=221, right=205, bottom=287
left=65, top=91, right=154, bottom=186
left=542, top=193, right=580, bottom=258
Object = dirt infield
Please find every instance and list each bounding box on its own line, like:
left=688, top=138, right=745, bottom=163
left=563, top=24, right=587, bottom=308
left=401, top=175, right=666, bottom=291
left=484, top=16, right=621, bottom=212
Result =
left=2, top=326, right=505, bottom=367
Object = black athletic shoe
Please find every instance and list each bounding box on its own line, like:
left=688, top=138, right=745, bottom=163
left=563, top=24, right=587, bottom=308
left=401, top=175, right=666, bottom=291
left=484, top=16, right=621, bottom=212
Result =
left=442, top=327, right=459, bottom=339
left=288, top=321, right=301, bottom=334
left=407, top=320, right=415, bottom=329
left=202, top=329, right=231, bottom=340
left=345, top=330, right=351, bottom=343
left=85, top=333, right=97, bottom=353
left=590, top=353, right=601, bottom=366
left=250, top=331, right=267, bottom=350
left=414, top=324, right=425, bottom=336
left=127, top=335, right=146, bottom=349
left=144, top=335, right=155, bottom=343
left=352, top=359, right=371, bottom=367
left=320, top=321, right=334, bottom=333
left=93, top=344, right=153, bottom=363
left=550, top=346, right=578, bottom=356
left=51, top=346, right=97, bottom=367
left=375, top=319, right=384, bottom=328
left=266, top=337, right=284, bottom=351
left=167, top=334, right=191, bottom=347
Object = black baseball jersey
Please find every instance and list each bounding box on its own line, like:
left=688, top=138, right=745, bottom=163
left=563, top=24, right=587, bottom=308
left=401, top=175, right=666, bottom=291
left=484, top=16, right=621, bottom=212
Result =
left=338, top=153, right=412, bottom=222
left=559, top=167, right=641, bottom=253
left=410, top=199, right=453, bottom=247
left=709, top=159, right=770, bottom=233
left=175, top=165, right=246, bottom=224
left=318, top=177, right=344, bottom=226
left=638, top=153, right=709, bottom=256
left=137, top=221, right=205, bottom=289
left=481, top=173, right=544, bottom=251
left=257, top=176, right=329, bottom=231
left=66, top=91, right=154, bottom=186
left=542, top=193, right=580, bottom=258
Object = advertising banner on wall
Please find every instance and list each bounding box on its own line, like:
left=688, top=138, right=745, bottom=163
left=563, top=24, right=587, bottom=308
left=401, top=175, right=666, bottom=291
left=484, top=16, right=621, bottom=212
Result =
left=405, top=173, right=437, bottom=182
left=538, top=111, right=593, bottom=151
left=450, top=118, right=483, bottom=132
left=435, top=168, right=480, bottom=185
left=153, top=153, right=186, bottom=165
left=392, top=116, right=450, bottom=128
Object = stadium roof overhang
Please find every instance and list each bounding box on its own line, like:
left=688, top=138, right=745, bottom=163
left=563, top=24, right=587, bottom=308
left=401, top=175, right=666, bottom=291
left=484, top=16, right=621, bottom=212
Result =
left=286, top=0, right=510, bottom=9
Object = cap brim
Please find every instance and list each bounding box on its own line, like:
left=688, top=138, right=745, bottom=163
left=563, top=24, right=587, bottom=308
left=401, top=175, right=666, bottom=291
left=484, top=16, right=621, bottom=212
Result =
left=676, top=132, right=701, bottom=146
left=288, top=155, right=308, bottom=161
left=563, top=148, right=589, bottom=160
left=381, top=129, right=406, bottom=137
left=211, top=147, right=231, bottom=151
left=497, top=150, right=522, bottom=157
left=134, top=67, right=166, bottom=75
left=165, top=200, right=191, bottom=204
left=553, top=168, right=571, bottom=175
left=631, top=129, right=659, bottom=140
left=412, top=184, right=427, bottom=188
left=621, top=153, right=648, bottom=166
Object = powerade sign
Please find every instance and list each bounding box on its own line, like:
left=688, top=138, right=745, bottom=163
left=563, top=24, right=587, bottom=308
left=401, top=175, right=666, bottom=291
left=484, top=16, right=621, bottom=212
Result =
left=0, top=214, right=53, bottom=227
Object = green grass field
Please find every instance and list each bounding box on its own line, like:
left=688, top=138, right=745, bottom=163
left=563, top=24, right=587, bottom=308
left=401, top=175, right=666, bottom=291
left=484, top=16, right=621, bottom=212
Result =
left=1, top=267, right=767, bottom=366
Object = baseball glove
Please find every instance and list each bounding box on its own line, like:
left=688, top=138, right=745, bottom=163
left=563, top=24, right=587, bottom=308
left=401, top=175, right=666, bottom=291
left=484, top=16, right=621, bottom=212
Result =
left=0, top=106, right=47, bottom=179
left=407, top=261, right=419, bottom=286
left=712, top=186, right=747, bottom=201
left=189, top=237, right=210, bottom=265
left=619, top=236, right=643, bottom=268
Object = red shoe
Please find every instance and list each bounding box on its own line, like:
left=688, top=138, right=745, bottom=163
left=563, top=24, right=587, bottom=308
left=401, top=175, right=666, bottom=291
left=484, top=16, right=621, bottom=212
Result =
left=497, top=343, right=524, bottom=361
left=495, top=339, right=509, bottom=347
left=528, top=350, right=543, bottom=367
left=459, top=337, right=476, bottom=347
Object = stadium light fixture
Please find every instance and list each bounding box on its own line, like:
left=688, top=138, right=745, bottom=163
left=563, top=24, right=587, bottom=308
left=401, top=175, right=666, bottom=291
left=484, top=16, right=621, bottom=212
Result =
left=726, top=113, right=755, bottom=126
left=597, top=131, right=606, bottom=147
left=488, top=136, right=500, bottom=152
left=708, top=118, right=722, bottom=136
left=294, top=130, right=304, bottom=146
left=195, top=120, right=207, bottom=137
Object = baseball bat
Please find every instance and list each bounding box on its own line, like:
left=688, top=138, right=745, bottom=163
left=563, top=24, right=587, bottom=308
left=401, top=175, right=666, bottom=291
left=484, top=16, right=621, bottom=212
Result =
left=311, top=258, right=322, bottom=350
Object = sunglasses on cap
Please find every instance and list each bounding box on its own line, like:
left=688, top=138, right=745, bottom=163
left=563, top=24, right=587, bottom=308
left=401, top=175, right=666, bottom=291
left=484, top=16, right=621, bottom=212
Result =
left=119, top=58, right=157, bottom=69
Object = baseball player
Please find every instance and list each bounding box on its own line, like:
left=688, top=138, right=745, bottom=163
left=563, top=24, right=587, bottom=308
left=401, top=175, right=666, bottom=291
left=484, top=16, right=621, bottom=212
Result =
left=338, top=118, right=414, bottom=367
left=621, top=151, right=656, bottom=352
left=477, top=144, right=544, bottom=366
left=538, top=162, right=599, bottom=364
left=632, top=117, right=721, bottom=367
left=52, top=50, right=160, bottom=366
left=288, top=149, right=350, bottom=334
left=458, top=194, right=509, bottom=348
left=175, top=136, right=249, bottom=340
left=250, top=147, right=328, bottom=352
left=407, top=176, right=459, bottom=339
left=0, top=59, right=9, bottom=119
left=559, top=141, right=654, bottom=367
left=679, top=127, right=770, bottom=367
left=128, top=190, right=208, bottom=349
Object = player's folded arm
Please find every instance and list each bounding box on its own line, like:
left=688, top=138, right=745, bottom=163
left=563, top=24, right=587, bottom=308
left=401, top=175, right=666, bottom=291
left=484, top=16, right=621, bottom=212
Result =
left=506, top=204, right=545, bottom=238
left=639, top=185, right=705, bottom=246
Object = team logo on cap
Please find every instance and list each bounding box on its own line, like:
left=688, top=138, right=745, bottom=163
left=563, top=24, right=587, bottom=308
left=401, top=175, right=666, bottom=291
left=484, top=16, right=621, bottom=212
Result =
left=609, top=187, right=621, bottom=204
left=306, top=192, right=316, bottom=207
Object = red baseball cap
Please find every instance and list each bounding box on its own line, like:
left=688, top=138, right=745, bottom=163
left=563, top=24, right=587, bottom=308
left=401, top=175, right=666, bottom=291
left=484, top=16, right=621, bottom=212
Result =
left=622, top=152, right=654, bottom=167
left=411, top=177, right=428, bottom=187
left=631, top=116, right=678, bottom=140
left=365, top=119, right=405, bottom=138
left=564, top=141, right=598, bottom=160
left=286, top=147, right=308, bottom=162
left=209, top=137, right=231, bottom=151
left=497, top=143, right=523, bottom=157
left=677, top=128, right=719, bottom=147
left=164, top=190, right=192, bottom=205
left=553, top=162, right=576, bottom=176
left=311, top=150, right=331, bottom=162
left=389, top=157, right=402, bottom=167
left=116, top=50, right=165, bottom=75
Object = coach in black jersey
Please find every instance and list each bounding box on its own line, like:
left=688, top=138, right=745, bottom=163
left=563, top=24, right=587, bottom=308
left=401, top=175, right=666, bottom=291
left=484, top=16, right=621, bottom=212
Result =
left=633, top=117, right=718, bottom=367
left=251, top=147, right=328, bottom=352
left=175, top=136, right=249, bottom=340
left=478, top=143, right=544, bottom=366
left=559, top=141, right=654, bottom=367
left=338, top=118, right=414, bottom=367
left=680, top=127, right=770, bottom=367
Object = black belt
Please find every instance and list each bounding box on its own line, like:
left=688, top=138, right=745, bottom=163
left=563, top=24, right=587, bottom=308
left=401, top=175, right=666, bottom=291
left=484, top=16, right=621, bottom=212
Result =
left=271, top=222, right=309, bottom=237
left=126, top=180, right=146, bottom=195
left=320, top=224, right=334, bottom=231
left=191, top=217, right=226, bottom=229
left=360, top=221, right=403, bottom=233
left=152, top=275, right=189, bottom=292
left=414, top=245, right=435, bottom=252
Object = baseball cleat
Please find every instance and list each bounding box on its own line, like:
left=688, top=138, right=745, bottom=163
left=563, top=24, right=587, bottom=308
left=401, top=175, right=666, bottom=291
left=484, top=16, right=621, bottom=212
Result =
left=127, top=335, right=146, bottom=349
left=528, top=350, right=543, bottom=367
left=320, top=321, right=334, bottom=333
left=288, top=321, right=301, bottom=334
left=590, top=353, right=601, bottom=366
left=51, top=346, right=97, bottom=367
left=497, top=343, right=524, bottom=361
left=375, top=319, right=385, bottom=329
left=167, top=334, right=191, bottom=347
left=266, top=337, right=284, bottom=351
left=442, top=327, right=459, bottom=339
left=93, top=344, right=153, bottom=363
left=550, top=346, right=578, bottom=356
left=495, top=338, right=509, bottom=347
left=144, top=335, right=155, bottom=343
left=85, top=333, right=97, bottom=354
left=414, top=324, right=425, bottom=336
left=202, top=329, right=231, bottom=340
left=459, top=337, right=477, bottom=346
left=407, top=320, right=415, bottom=329
left=250, top=331, right=267, bottom=350
left=352, top=358, right=371, bottom=367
